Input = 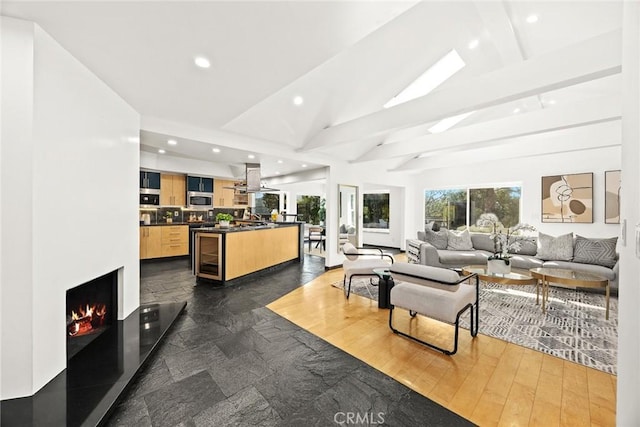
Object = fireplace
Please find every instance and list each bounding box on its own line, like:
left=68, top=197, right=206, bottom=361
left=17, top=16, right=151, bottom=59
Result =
left=66, top=270, right=118, bottom=360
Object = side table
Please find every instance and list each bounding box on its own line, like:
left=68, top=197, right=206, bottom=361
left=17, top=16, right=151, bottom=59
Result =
left=373, top=268, right=394, bottom=309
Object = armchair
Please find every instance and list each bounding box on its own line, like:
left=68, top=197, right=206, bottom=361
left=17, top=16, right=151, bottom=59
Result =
left=388, top=263, right=479, bottom=355
left=342, top=242, right=394, bottom=298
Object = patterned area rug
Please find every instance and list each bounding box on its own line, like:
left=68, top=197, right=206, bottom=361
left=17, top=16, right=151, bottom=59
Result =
left=332, top=278, right=618, bottom=374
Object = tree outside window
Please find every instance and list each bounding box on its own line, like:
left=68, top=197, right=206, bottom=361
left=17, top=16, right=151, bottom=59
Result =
left=296, top=195, right=321, bottom=224
left=363, top=193, right=389, bottom=229
left=424, top=186, right=521, bottom=231
left=424, top=189, right=467, bottom=230
left=254, top=192, right=280, bottom=216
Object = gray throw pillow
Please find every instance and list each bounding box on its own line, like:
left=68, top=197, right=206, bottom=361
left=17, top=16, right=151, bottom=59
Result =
left=536, top=232, right=573, bottom=261
left=573, top=235, right=618, bottom=268
left=424, top=228, right=448, bottom=250
left=512, top=238, right=538, bottom=256
left=447, top=229, right=474, bottom=251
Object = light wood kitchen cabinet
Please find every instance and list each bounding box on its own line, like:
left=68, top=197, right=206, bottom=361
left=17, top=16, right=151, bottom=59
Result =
left=161, top=225, right=189, bottom=257
left=213, top=179, right=236, bottom=207
left=140, top=225, right=189, bottom=259
left=160, top=174, right=186, bottom=206
left=140, top=226, right=162, bottom=259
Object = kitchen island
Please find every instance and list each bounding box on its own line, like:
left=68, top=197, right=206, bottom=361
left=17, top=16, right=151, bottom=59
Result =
left=192, top=222, right=303, bottom=285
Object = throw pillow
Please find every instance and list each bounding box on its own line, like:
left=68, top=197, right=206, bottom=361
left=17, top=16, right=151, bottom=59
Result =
left=573, top=235, right=618, bottom=268
left=424, top=228, right=448, bottom=250
left=447, top=229, right=474, bottom=251
left=536, top=232, right=574, bottom=261
left=515, top=238, right=538, bottom=256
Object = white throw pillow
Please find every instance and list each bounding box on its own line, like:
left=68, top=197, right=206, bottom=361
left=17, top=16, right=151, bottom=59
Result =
left=536, top=232, right=573, bottom=261
left=446, top=229, right=474, bottom=251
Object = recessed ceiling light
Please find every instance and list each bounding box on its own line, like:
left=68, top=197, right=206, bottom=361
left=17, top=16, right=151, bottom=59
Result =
left=526, top=14, right=539, bottom=24
left=194, top=56, right=211, bottom=68
left=513, top=107, right=521, bottom=114
left=275, top=171, right=280, bottom=175
left=158, top=149, right=166, bottom=154
left=301, top=164, right=308, bottom=168
left=293, top=96, right=304, bottom=106
left=167, top=139, right=177, bottom=145
left=277, top=160, right=283, bottom=164
left=248, top=154, right=255, bottom=159
left=547, top=99, right=557, bottom=105
left=468, top=39, right=479, bottom=50
left=127, top=137, right=139, bottom=144
left=212, top=148, right=221, bottom=153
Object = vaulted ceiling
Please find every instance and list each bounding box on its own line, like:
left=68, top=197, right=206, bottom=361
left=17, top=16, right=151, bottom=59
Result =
left=2, top=1, right=622, bottom=178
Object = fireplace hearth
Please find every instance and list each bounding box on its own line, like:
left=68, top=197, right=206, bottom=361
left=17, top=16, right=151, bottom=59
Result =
left=1, top=301, right=187, bottom=426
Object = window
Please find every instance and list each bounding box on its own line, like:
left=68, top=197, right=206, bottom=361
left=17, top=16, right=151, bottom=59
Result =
left=254, top=192, right=280, bottom=217
left=363, top=193, right=390, bottom=229
left=296, top=195, right=321, bottom=224
left=424, top=189, right=467, bottom=230
left=424, top=186, right=521, bottom=230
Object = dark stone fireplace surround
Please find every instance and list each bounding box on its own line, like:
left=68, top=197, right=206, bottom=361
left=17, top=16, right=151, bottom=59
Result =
left=1, top=269, right=186, bottom=426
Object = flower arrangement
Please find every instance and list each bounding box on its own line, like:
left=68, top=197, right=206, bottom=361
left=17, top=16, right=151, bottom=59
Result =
left=476, top=213, right=536, bottom=265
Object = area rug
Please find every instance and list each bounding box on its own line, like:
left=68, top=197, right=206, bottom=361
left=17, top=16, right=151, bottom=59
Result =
left=332, top=278, right=618, bottom=374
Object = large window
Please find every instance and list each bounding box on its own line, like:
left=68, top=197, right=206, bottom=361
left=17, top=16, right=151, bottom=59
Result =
left=254, top=192, right=280, bottom=217
left=363, top=193, right=390, bottom=229
left=296, top=195, right=322, bottom=224
left=424, top=189, right=467, bottom=230
left=425, top=186, right=521, bottom=230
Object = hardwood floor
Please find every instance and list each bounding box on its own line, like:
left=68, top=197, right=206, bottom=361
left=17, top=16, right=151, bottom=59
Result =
left=267, top=257, right=617, bottom=426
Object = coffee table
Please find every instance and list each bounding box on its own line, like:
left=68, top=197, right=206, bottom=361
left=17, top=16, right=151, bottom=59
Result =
left=529, top=267, right=610, bottom=319
left=462, top=265, right=540, bottom=304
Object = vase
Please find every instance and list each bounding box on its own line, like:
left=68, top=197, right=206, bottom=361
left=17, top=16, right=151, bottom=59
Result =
left=488, top=259, right=511, bottom=274
left=219, top=220, right=230, bottom=228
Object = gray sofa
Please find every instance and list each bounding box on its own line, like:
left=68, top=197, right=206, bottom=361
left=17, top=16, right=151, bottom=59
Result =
left=406, top=231, right=619, bottom=292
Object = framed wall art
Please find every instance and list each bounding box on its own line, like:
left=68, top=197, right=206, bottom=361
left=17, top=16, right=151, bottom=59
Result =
left=605, top=170, right=621, bottom=224
left=541, top=172, right=593, bottom=223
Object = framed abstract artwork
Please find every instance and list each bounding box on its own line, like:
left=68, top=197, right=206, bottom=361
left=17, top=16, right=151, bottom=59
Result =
left=605, top=170, right=621, bottom=224
left=541, top=173, right=593, bottom=223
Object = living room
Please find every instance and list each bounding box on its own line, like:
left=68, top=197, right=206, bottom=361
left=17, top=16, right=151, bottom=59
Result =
left=1, top=1, right=639, bottom=425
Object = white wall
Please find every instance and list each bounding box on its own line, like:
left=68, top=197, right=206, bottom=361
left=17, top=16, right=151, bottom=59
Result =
left=1, top=18, right=140, bottom=399
left=411, top=146, right=622, bottom=240
left=140, top=150, right=237, bottom=178
left=617, top=1, right=640, bottom=423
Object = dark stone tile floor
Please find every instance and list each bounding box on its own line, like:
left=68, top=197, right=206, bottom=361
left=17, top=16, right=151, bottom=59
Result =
left=106, top=256, right=474, bottom=426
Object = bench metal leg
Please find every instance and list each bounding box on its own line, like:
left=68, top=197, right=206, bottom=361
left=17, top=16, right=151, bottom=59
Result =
left=389, top=302, right=478, bottom=355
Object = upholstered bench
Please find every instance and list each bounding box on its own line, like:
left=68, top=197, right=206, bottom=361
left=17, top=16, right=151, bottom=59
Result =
left=388, top=263, right=479, bottom=355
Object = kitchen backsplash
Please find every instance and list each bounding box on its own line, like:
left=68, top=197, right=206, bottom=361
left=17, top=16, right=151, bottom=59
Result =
left=139, top=207, right=242, bottom=225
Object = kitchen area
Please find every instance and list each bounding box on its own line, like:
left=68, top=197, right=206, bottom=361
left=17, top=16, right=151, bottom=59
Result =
left=139, top=165, right=304, bottom=284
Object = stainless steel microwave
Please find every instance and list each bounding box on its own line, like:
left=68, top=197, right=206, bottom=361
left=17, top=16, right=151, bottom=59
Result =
left=140, top=192, right=160, bottom=207
left=188, top=192, right=213, bottom=209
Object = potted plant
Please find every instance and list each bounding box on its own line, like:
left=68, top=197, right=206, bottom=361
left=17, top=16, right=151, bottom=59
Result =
left=164, top=211, right=173, bottom=223
left=476, top=213, right=536, bottom=274
left=216, top=212, right=233, bottom=228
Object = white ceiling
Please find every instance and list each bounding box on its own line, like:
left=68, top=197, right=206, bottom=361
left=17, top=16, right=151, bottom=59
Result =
left=2, top=1, right=623, bottom=177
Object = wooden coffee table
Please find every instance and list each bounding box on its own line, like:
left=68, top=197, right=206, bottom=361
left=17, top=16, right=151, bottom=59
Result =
left=462, top=265, right=540, bottom=304
left=529, top=267, right=610, bottom=319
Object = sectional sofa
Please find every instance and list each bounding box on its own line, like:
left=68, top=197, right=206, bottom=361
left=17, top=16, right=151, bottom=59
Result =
left=406, top=230, right=619, bottom=292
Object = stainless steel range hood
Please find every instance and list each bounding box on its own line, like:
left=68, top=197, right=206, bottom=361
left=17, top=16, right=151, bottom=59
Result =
left=225, top=163, right=280, bottom=193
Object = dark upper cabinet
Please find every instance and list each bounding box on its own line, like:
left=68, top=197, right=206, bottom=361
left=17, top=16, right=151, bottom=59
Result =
left=187, top=176, right=214, bottom=193
left=140, top=171, right=161, bottom=190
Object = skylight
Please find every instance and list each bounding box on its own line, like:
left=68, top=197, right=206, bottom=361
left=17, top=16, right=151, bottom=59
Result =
left=428, top=111, right=475, bottom=134
left=384, top=49, right=466, bottom=109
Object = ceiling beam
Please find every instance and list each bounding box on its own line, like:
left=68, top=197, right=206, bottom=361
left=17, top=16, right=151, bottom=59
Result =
left=300, top=29, right=621, bottom=152
left=353, top=95, right=621, bottom=162
left=473, top=0, right=523, bottom=64
left=389, top=121, right=621, bottom=172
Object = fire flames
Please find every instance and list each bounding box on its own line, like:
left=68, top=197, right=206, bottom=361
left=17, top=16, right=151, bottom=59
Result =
left=68, top=303, right=107, bottom=337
